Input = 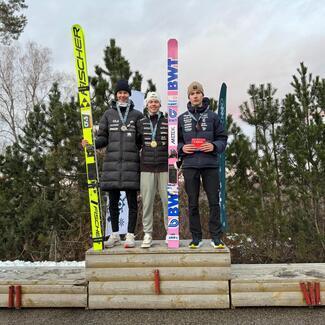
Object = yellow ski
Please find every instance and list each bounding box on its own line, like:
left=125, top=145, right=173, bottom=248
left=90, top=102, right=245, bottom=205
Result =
left=72, top=24, right=103, bottom=250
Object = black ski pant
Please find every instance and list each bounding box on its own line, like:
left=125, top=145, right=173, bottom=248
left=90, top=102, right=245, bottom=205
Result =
left=108, top=190, right=138, bottom=233
left=183, top=168, right=223, bottom=240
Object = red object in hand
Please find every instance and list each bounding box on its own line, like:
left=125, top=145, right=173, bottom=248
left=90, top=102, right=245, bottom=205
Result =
left=191, top=138, right=206, bottom=149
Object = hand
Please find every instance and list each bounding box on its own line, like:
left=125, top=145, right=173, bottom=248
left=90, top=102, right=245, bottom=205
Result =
left=200, top=142, right=214, bottom=152
left=182, top=144, right=196, bottom=154
left=81, top=139, right=89, bottom=148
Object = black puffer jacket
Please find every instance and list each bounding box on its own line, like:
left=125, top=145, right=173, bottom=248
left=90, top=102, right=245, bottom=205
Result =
left=95, top=100, right=143, bottom=190
left=178, top=97, right=227, bottom=169
left=137, top=113, right=168, bottom=172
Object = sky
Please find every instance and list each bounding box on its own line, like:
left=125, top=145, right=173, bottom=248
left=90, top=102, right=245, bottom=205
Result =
left=19, top=0, right=325, bottom=133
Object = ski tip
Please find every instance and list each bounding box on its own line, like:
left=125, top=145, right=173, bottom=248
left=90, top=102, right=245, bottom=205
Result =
left=218, top=83, right=227, bottom=100
left=72, top=23, right=82, bottom=31
left=168, top=38, right=178, bottom=46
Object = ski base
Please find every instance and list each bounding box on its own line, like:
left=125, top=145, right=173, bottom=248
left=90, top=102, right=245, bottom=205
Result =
left=167, top=38, right=179, bottom=249
left=72, top=24, right=104, bottom=251
left=167, top=184, right=179, bottom=248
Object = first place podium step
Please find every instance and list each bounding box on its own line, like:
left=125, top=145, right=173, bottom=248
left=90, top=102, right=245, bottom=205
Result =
left=86, top=240, right=231, bottom=309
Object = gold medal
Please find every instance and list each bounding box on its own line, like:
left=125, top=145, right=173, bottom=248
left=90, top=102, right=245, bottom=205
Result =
left=121, top=125, right=128, bottom=132
left=150, top=140, right=157, bottom=148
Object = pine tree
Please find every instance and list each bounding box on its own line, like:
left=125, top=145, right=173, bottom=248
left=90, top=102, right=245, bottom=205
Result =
left=0, top=0, right=27, bottom=44
left=239, top=83, right=285, bottom=259
left=90, top=38, right=155, bottom=120
left=232, top=64, right=325, bottom=262
left=281, top=63, right=325, bottom=259
left=145, top=79, right=156, bottom=95
left=0, top=83, right=88, bottom=260
left=0, top=143, right=31, bottom=258
left=226, top=115, right=257, bottom=234
left=130, top=71, right=143, bottom=91
left=209, top=98, right=218, bottom=112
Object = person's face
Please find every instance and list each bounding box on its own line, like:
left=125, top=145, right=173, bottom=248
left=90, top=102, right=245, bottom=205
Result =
left=116, top=90, right=129, bottom=103
left=147, top=99, right=161, bottom=114
left=189, top=90, right=204, bottom=106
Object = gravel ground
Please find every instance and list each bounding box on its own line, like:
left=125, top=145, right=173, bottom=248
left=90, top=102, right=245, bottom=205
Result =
left=1, top=307, right=325, bottom=325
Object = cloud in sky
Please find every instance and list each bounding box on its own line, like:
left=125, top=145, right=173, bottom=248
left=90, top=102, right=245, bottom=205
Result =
left=20, top=0, right=325, bottom=119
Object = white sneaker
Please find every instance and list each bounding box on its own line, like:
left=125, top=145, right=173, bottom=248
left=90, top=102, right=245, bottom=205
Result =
left=124, top=233, right=135, bottom=248
left=104, top=232, right=121, bottom=248
left=141, top=233, right=152, bottom=248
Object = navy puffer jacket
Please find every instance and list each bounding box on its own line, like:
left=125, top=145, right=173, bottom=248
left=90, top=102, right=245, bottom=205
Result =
left=178, top=97, right=227, bottom=169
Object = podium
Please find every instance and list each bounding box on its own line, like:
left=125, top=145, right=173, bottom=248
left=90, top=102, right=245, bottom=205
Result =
left=86, top=240, right=231, bottom=309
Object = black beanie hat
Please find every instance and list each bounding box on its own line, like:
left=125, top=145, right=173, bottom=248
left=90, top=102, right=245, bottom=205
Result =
left=115, top=80, right=131, bottom=96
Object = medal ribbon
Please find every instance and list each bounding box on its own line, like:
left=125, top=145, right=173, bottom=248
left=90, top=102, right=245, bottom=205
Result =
left=117, top=100, right=131, bottom=127
left=149, top=112, right=162, bottom=141
left=187, top=107, right=209, bottom=128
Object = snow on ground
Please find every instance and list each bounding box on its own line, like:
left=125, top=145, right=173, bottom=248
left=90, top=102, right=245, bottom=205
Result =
left=0, top=260, right=85, bottom=268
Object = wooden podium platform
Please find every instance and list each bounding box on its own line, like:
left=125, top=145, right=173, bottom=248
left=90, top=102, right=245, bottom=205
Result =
left=0, top=266, right=86, bottom=308
left=1, top=248, right=323, bottom=309
left=231, top=263, right=325, bottom=307
left=86, top=240, right=231, bottom=309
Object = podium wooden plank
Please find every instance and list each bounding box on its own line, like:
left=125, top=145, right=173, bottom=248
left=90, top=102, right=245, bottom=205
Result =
left=0, top=284, right=86, bottom=294
left=232, top=291, right=325, bottom=307
left=86, top=266, right=230, bottom=282
left=232, top=281, right=325, bottom=292
left=89, top=294, right=229, bottom=309
left=21, top=294, right=87, bottom=307
left=231, top=264, right=325, bottom=281
left=86, top=253, right=230, bottom=268
left=89, top=280, right=229, bottom=295
left=0, top=293, right=87, bottom=308
left=0, top=267, right=85, bottom=284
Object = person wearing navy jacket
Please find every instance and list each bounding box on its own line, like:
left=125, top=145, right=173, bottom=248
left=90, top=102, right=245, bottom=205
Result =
left=178, top=81, right=228, bottom=248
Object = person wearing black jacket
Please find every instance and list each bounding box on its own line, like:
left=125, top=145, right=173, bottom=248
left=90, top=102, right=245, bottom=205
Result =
left=137, top=92, right=168, bottom=248
left=82, top=80, right=143, bottom=248
left=178, top=81, right=228, bottom=248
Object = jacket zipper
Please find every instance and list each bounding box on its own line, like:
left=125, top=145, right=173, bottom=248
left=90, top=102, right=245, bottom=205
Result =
left=119, top=120, right=124, bottom=188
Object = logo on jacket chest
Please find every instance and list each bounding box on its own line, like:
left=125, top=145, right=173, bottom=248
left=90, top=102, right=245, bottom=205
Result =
left=183, top=113, right=208, bottom=132
left=200, top=114, right=208, bottom=131
left=183, top=115, right=193, bottom=132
